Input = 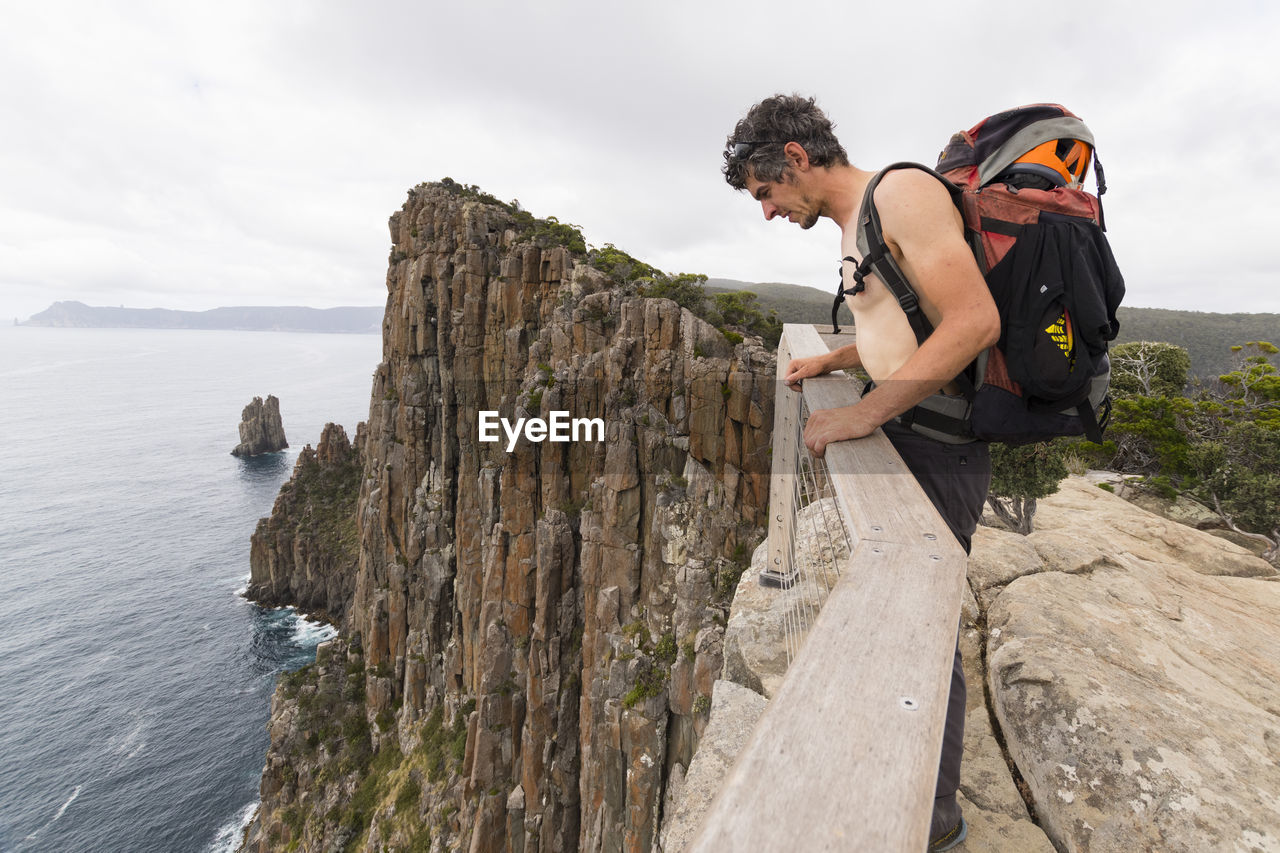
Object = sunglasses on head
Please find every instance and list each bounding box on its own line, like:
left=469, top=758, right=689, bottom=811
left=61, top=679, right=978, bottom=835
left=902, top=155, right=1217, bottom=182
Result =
left=727, top=140, right=768, bottom=160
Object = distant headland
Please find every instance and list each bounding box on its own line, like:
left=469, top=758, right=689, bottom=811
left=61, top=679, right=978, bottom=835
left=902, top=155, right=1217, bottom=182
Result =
left=19, top=301, right=383, bottom=334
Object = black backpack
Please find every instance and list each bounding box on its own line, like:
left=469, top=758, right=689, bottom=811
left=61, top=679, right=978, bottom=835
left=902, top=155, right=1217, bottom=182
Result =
left=832, top=104, right=1125, bottom=445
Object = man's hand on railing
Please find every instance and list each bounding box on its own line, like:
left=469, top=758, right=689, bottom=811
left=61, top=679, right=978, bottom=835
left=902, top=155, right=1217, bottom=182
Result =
left=784, top=342, right=861, bottom=392
left=803, top=403, right=877, bottom=458
left=783, top=354, right=829, bottom=391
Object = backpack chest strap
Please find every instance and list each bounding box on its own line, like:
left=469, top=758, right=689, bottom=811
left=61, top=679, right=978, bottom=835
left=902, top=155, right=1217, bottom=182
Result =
left=828, top=250, right=879, bottom=333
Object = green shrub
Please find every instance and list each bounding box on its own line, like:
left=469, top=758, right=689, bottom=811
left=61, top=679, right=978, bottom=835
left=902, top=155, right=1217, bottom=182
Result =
left=375, top=708, right=395, bottom=732
left=587, top=244, right=662, bottom=282
left=281, top=805, right=304, bottom=834
left=654, top=633, right=677, bottom=666
left=710, top=291, right=782, bottom=347
left=396, top=777, right=421, bottom=813
left=622, top=658, right=669, bottom=709
left=986, top=441, right=1070, bottom=534
left=643, top=273, right=708, bottom=313
left=408, top=828, right=433, bottom=852
left=559, top=497, right=586, bottom=518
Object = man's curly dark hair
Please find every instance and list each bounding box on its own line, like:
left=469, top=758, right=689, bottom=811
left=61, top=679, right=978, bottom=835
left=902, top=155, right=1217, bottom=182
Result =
left=723, top=94, right=850, bottom=190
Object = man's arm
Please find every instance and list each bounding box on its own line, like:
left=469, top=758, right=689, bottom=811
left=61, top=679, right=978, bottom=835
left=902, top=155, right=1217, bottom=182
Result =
left=783, top=342, right=861, bottom=391
left=804, top=170, right=999, bottom=456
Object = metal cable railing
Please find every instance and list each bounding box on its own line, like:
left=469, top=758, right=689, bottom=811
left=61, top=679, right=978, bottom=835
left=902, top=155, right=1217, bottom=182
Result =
left=762, top=397, right=854, bottom=664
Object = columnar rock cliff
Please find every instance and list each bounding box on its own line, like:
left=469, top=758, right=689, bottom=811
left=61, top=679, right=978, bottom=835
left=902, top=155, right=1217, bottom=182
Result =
left=248, top=422, right=365, bottom=623
left=233, top=394, right=289, bottom=457
left=243, top=184, right=775, bottom=851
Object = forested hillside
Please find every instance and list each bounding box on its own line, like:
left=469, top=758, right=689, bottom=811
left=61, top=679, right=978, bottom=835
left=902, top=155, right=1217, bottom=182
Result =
left=705, top=279, right=1278, bottom=381
left=1113, top=308, right=1280, bottom=380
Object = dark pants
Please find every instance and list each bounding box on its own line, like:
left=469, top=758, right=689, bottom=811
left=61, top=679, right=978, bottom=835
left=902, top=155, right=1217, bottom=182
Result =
left=881, top=421, right=991, bottom=804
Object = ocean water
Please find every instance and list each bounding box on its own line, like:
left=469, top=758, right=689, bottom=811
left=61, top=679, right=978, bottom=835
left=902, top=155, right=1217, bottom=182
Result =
left=0, top=326, right=383, bottom=853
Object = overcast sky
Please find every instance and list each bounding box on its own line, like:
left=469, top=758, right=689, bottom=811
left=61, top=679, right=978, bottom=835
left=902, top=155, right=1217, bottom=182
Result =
left=4, top=0, right=1279, bottom=323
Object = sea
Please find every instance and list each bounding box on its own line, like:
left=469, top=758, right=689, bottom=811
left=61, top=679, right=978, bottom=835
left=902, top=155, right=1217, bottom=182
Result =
left=0, top=326, right=384, bottom=853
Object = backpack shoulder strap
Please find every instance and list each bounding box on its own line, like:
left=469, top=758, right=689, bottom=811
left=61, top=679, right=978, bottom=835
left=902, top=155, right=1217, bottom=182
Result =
left=855, top=162, right=964, bottom=346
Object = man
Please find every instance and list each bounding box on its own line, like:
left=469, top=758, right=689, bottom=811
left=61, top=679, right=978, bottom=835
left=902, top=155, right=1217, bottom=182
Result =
left=723, top=94, right=999, bottom=851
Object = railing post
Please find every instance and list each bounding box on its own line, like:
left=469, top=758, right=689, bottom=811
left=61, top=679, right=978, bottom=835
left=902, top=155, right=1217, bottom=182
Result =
left=761, top=329, right=798, bottom=587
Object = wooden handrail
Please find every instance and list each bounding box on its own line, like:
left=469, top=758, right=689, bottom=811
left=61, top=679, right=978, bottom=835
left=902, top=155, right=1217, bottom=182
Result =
left=689, top=324, right=969, bottom=852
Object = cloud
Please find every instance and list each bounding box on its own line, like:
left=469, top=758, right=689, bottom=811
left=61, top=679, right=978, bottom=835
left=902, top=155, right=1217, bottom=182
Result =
left=2, top=0, right=1279, bottom=323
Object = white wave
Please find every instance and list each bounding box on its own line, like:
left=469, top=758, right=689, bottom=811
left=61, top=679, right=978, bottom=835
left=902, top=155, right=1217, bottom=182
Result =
left=107, top=716, right=149, bottom=773
left=292, top=612, right=337, bottom=646
left=53, top=786, right=81, bottom=821
left=24, top=784, right=83, bottom=842
left=205, top=800, right=258, bottom=853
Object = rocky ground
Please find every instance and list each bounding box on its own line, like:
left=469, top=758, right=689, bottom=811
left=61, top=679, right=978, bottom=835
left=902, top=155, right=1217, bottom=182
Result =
left=665, top=475, right=1280, bottom=852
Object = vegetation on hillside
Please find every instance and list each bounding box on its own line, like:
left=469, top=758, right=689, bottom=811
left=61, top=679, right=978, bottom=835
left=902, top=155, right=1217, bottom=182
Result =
left=705, top=279, right=841, bottom=326
left=269, top=639, right=473, bottom=851
left=1082, top=340, right=1280, bottom=562
left=587, top=244, right=782, bottom=348
left=437, top=177, right=587, bottom=253
left=286, top=445, right=363, bottom=556
left=1113, top=308, right=1280, bottom=381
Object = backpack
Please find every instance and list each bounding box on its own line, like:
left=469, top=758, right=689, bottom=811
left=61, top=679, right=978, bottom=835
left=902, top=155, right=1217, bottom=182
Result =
left=830, top=104, right=1125, bottom=445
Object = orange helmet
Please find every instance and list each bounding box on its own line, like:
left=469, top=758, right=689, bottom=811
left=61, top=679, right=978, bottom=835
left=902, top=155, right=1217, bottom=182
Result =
left=1010, top=138, right=1092, bottom=188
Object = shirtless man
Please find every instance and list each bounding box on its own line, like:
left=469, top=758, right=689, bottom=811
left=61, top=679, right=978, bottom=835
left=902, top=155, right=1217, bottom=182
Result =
left=723, top=94, right=999, bottom=851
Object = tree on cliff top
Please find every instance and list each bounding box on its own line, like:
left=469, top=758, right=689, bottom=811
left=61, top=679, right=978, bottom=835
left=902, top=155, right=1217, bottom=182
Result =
left=1110, top=340, right=1192, bottom=397
left=986, top=441, right=1070, bottom=535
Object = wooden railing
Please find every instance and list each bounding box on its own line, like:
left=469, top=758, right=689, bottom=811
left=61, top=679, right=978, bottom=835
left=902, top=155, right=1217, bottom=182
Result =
left=689, top=323, right=969, bottom=852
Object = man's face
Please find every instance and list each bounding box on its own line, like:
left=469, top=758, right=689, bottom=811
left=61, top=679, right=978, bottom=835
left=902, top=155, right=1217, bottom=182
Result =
left=745, top=167, right=820, bottom=230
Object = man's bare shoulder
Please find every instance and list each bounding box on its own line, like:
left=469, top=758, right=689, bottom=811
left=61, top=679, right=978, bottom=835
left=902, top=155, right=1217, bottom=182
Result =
left=871, top=166, right=964, bottom=251
left=872, top=167, right=956, bottom=218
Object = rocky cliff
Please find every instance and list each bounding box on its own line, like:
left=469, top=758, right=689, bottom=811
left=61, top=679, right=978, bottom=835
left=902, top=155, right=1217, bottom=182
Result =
left=248, top=422, right=365, bottom=623
left=242, top=183, right=775, bottom=851
left=233, top=394, right=289, bottom=457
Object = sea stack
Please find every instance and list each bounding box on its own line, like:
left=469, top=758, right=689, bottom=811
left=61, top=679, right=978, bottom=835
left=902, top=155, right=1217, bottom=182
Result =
left=231, top=395, right=288, bottom=457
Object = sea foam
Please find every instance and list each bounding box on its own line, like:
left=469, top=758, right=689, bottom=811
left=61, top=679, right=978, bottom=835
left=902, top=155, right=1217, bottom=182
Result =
left=292, top=612, right=337, bottom=646
left=205, top=801, right=258, bottom=853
